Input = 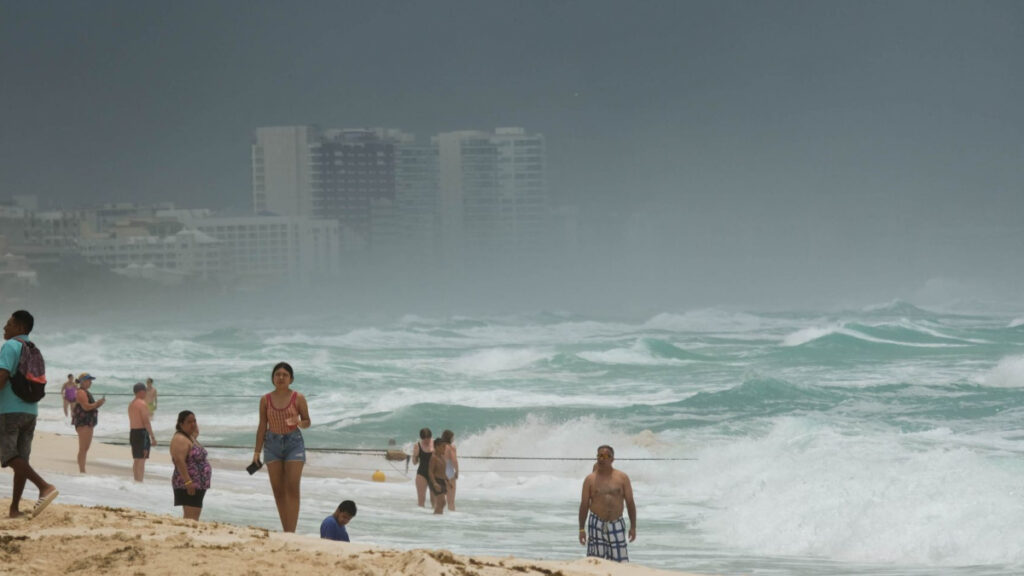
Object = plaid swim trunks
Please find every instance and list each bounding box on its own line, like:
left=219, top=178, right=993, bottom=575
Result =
left=586, top=513, right=629, bottom=562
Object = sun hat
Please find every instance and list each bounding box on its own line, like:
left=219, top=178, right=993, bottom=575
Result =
left=76, top=373, right=96, bottom=383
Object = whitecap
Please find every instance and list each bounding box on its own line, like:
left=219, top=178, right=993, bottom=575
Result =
left=981, top=355, right=1024, bottom=388
left=687, top=417, right=1024, bottom=565
left=780, top=325, right=842, bottom=347
left=644, top=309, right=764, bottom=333
left=577, top=339, right=691, bottom=365
left=446, top=347, right=553, bottom=374
left=780, top=323, right=969, bottom=348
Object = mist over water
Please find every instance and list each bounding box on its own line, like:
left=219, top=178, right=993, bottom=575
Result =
left=3, top=2, right=1024, bottom=575
left=3, top=298, right=1023, bottom=574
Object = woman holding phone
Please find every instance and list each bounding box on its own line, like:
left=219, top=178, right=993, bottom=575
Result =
left=72, top=373, right=106, bottom=473
left=252, top=362, right=310, bottom=532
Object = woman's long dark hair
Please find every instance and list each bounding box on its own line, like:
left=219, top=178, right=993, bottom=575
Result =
left=176, top=410, right=195, bottom=435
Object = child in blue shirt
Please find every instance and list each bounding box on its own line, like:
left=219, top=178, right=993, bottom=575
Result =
left=320, top=500, right=357, bottom=542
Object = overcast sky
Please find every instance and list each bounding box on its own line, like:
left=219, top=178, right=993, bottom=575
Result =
left=3, top=0, right=1022, bottom=307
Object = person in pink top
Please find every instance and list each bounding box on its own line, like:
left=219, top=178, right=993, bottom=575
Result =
left=252, top=362, right=310, bottom=532
left=128, top=382, right=157, bottom=482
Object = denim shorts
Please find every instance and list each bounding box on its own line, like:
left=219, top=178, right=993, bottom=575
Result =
left=263, top=429, right=305, bottom=463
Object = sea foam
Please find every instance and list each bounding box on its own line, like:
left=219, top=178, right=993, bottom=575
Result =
left=447, top=347, right=553, bottom=374
left=982, top=355, right=1024, bottom=388
left=577, top=338, right=694, bottom=365
left=688, top=417, right=1024, bottom=565
left=644, top=309, right=765, bottom=333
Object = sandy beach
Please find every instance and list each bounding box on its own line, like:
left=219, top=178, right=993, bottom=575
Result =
left=0, top=433, right=701, bottom=576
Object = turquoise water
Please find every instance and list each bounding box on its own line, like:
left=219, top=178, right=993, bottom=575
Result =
left=8, top=301, right=1024, bottom=575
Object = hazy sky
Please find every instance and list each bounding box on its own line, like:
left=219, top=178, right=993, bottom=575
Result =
left=3, top=1, right=1022, bottom=306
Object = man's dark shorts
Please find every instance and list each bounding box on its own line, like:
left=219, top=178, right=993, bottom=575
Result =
left=129, top=428, right=150, bottom=459
left=0, top=412, right=36, bottom=467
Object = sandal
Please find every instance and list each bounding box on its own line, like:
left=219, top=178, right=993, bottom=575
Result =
left=31, top=489, right=59, bottom=519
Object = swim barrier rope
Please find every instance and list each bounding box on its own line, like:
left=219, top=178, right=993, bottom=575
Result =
left=76, top=392, right=697, bottom=462
left=88, top=437, right=696, bottom=461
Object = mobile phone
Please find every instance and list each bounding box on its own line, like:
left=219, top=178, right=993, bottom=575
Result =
left=246, top=460, right=263, bottom=475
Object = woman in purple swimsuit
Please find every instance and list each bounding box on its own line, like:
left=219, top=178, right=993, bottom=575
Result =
left=169, top=410, right=212, bottom=520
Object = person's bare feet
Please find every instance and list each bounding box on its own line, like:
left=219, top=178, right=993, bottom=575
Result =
left=8, top=507, right=25, bottom=519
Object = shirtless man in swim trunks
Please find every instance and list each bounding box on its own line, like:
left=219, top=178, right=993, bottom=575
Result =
left=578, top=444, right=636, bottom=562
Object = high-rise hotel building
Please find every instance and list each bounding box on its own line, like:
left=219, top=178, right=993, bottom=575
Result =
left=252, top=126, right=411, bottom=251
left=252, top=126, right=319, bottom=218
left=394, top=141, right=441, bottom=257
left=310, top=128, right=408, bottom=248
left=437, top=127, right=546, bottom=256
left=252, top=125, right=545, bottom=259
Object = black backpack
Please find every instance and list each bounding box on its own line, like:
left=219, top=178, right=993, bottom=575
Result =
left=9, top=338, right=47, bottom=403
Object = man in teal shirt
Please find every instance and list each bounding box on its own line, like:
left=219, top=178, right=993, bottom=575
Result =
left=0, top=310, right=58, bottom=518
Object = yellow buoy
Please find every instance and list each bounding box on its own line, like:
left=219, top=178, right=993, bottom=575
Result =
left=372, top=470, right=386, bottom=482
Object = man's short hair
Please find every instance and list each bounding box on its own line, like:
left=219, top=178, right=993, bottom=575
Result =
left=11, top=310, right=34, bottom=334
left=337, top=500, right=357, bottom=517
left=598, top=444, right=615, bottom=457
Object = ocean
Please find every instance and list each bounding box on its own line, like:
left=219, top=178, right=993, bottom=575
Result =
left=6, top=300, right=1024, bottom=575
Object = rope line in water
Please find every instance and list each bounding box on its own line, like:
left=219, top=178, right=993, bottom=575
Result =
left=72, top=395, right=697, bottom=459
left=458, top=456, right=695, bottom=461
left=92, top=437, right=694, bottom=461
left=88, top=393, right=265, bottom=398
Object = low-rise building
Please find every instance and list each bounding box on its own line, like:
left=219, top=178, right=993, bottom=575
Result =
left=0, top=235, right=38, bottom=292
left=177, top=214, right=342, bottom=281
left=78, top=229, right=223, bottom=285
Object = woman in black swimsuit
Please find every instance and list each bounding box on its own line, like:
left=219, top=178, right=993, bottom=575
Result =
left=411, top=427, right=433, bottom=507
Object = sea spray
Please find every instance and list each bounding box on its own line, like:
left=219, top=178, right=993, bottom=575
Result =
left=10, top=303, right=1024, bottom=575
left=981, top=355, right=1024, bottom=388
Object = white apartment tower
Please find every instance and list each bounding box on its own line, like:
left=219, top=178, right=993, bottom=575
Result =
left=395, top=141, right=441, bottom=256
left=252, top=126, right=319, bottom=217
left=438, top=127, right=546, bottom=257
